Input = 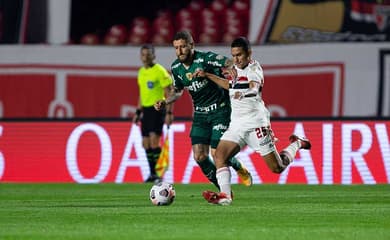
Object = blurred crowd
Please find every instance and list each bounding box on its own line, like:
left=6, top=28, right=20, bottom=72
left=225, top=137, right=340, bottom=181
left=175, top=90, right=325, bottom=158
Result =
left=76, top=0, right=250, bottom=45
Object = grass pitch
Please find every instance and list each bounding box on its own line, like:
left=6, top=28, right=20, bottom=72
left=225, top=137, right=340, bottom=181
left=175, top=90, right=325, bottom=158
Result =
left=0, top=184, right=389, bottom=240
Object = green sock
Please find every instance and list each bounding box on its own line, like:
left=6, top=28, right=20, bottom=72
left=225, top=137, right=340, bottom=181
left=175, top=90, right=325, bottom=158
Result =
left=151, top=147, right=162, bottom=176
left=227, top=156, right=242, bottom=171
left=197, top=156, right=219, bottom=189
left=146, top=149, right=157, bottom=175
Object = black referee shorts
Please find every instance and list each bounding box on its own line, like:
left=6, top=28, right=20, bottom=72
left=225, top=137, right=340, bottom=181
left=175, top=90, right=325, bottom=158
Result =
left=140, top=106, right=165, bottom=137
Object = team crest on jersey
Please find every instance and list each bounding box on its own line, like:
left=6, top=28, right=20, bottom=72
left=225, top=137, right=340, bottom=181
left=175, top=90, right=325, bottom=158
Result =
left=186, top=72, right=193, bottom=81
left=249, top=64, right=258, bottom=71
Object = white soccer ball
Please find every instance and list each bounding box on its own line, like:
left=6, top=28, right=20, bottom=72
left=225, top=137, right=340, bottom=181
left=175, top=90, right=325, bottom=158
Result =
left=149, top=182, right=176, bottom=206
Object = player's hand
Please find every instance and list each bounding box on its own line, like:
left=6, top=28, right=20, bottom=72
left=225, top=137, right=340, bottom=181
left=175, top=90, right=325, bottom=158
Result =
left=222, top=67, right=237, bottom=80
left=154, top=100, right=166, bottom=111
left=233, top=91, right=244, bottom=100
left=193, top=69, right=206, bottom=78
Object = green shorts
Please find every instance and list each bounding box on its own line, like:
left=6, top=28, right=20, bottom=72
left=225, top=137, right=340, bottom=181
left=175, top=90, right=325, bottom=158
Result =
left=190, top=106, right=231, bottom=149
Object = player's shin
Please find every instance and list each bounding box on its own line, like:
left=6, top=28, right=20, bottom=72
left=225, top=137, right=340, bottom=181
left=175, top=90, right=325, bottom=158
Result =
left=281, top=140, right=300, bottom=164
left=197, top=156, right=220, bottom=189
left=277, top=140, right=300, bottom=170
left=151, top=147, right=162, bottom=163
left=146, top=149, right=157, bottom=175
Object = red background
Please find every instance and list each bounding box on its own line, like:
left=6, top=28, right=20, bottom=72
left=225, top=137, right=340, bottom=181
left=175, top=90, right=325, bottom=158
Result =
left=0, top=120, right=388, bottom=184
left=0, top=63, right=343, bottom=118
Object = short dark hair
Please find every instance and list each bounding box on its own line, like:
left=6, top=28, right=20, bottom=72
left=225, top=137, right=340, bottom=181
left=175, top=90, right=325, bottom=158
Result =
left=141, top=44, right=155, bottom=55
left=231, top=37, right=251, bottom=53
left=173, top=30, right=194, bottom=44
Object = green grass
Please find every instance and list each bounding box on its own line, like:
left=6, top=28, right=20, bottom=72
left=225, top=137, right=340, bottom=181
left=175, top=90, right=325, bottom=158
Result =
left=0, top=184, right=389, bottom=240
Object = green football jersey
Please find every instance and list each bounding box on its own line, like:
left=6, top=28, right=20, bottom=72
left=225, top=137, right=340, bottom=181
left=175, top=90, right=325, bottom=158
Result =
left=171, top=50, right=230, bottom=113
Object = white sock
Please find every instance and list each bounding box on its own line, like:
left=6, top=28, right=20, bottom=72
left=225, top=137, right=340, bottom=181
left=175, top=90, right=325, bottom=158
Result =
left=216, top=167, right=232, bottom=199
left=281, top=141, right=300, bottom=164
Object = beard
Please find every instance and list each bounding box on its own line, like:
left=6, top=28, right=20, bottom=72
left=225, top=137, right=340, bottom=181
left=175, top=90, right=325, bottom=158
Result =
left=178, top=53, right=190, bottom=63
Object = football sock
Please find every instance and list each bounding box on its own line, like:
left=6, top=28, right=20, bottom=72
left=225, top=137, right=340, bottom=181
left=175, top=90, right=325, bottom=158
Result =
left=146, top=149, right=156, bottom=175
left=197, top=156, right=219, bottom=189
left=227, top=156, right=242, bottom=171
left=146, top=147, right=161, bottom=176
left=216, top=167, right=232, bottom=198
left=151, top=147, right=162, bottom=175
left=279, top=141, right=300, bottom=167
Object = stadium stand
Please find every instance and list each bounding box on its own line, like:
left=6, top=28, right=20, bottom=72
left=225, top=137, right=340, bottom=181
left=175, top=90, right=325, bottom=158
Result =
left=80, top=33, right=100, bottom=45
left=73, top=0, right=250, bottom=45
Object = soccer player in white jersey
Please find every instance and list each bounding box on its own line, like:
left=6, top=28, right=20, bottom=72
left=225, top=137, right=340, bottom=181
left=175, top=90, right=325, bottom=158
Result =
left=194, top=37, right=312, bottom=205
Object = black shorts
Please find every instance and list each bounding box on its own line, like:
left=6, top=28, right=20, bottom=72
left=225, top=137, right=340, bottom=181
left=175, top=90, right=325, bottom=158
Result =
left=141, top=106, right=165, bottom=137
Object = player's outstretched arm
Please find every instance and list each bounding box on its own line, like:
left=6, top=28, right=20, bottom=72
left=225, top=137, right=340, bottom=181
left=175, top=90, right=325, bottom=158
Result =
left=234, top=81, right=261, bottom=100
left=206, top=72, right=229, bottom=90
left=193, top=70, right=229, bottom=90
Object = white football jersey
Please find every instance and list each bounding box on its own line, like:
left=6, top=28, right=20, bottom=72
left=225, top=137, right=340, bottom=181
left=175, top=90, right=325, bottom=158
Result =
left=229, top=60, right=270, bottom=128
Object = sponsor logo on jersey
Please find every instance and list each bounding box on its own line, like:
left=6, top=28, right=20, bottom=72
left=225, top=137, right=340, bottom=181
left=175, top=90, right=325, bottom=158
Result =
left=207, top=61, right=223, bottom=67
left=259, top=137, right=272, bottom=146
left=195, top=103, right=218, bottom=112
left=216, top=54, right=224, bottom=60
left=213, top=123, right=228, bottom=131
left=186, top=79, right=208, bottom=92
left=194, top=58, right=204, bottom=64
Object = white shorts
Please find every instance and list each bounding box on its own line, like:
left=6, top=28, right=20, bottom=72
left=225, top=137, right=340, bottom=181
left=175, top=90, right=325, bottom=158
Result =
left=221, top=126, right=276, bottom=156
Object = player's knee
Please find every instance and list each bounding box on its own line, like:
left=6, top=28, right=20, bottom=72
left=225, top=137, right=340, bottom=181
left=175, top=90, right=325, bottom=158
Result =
left=214, top=157, right=226, bottom=169
left=193, top=153, right=208, bottom=162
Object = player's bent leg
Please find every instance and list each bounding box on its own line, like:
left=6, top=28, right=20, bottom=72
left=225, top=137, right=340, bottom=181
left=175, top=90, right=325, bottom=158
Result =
left=193, top=144, right=220, bottom=189
left=214, top=141, right=252, bottom=186
left=262, top=134, right=312, bottom=174
left=197, top=157, right=219, bottom=189
left=279, top=134, right=311, bottom=168
left=263, top=151, right=285, bottom=174
left=202, top=167, right=234, bottom=205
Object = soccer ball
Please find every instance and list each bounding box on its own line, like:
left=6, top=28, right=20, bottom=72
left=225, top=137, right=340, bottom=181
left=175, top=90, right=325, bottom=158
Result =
left=149, top=182, right=176, bottom=206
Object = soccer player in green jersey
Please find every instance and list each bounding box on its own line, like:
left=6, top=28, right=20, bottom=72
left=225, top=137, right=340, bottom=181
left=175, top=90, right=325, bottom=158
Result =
left=155, top=31, right=252, bottom=189
left=135, top=44, right=174, bottom=183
